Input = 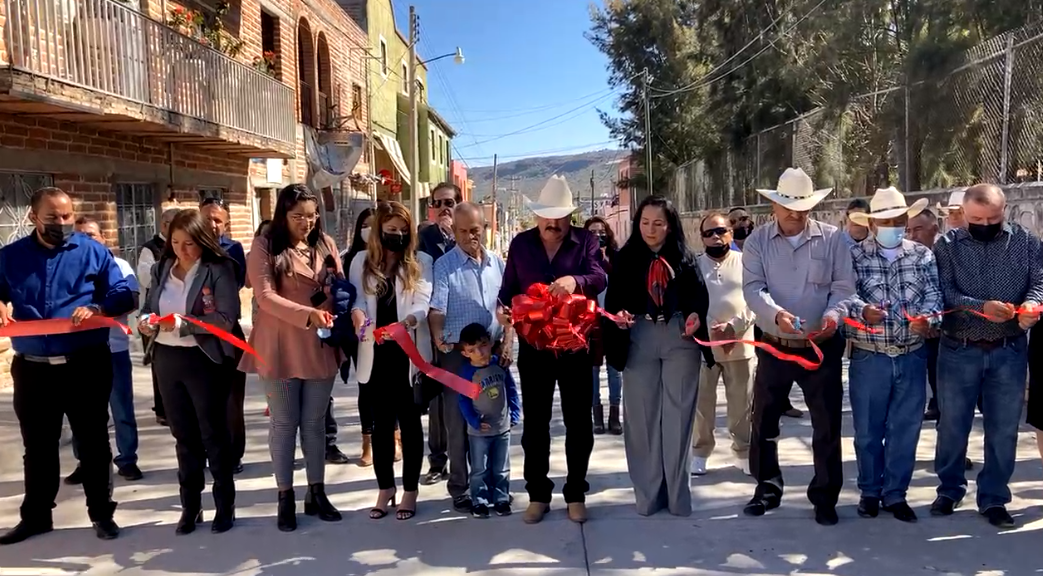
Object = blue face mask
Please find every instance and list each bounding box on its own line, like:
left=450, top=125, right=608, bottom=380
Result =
left=875, top=226, right=905, bottom=249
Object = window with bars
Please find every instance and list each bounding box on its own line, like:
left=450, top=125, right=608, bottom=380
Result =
left=0, top=172, right=52, bottom=248
left=115, top=183, right=157, bottom=270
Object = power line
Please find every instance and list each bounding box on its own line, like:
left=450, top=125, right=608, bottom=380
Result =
left=459, top=140, right=620, bottom=164
left=650, top=0, right=829, bottom=99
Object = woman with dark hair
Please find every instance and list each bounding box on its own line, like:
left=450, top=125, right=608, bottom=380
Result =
left=349, top=201, right=433, bottom=521
left=603, top=196, right=711, bottom=516
left=138, top=209, right=240, bottom=535
left=584, top=216, right=623, bottom=435
left=339, top=207, right=389, bottom=466
left=240, top=184, right=343, bottom=532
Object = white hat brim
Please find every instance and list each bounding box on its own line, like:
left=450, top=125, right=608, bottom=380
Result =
left=755, top=187, right=833, bottom=212
left=529, top=204, right=577, bottom=219
left=850, top=198, right=929, bottom=226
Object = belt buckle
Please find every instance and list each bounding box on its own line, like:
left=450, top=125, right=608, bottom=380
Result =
left=48, top=356, right=67, bottom=365
left=883, top=345, right=901, bottom=358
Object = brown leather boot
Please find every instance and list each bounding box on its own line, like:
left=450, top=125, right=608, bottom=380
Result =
left=358, top=434, right=373, bottom=467
left=394, top=429, right=403, bottom=462
left=567, top=502, right=589, bottom=523
left=593, top=404, right=605, bottom=434
left=523, top=502, right=550, bottom=524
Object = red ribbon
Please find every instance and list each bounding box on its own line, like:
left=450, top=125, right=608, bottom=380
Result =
left=0, top=316, right=131, bottom=337
left=694, top=332, right=826, bottom=371
left=373, top=322, right=481, bottom=399
left=148, top=314, right=265, bottom=366
left=508, top=283, right=614, bottom=353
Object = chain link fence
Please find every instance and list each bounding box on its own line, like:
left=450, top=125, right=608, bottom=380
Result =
left=672, top=22, right=1043, bottom=212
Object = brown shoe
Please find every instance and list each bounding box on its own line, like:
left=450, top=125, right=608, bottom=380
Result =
left=358, top=434, right=374, bottom=467
left=567, top=502, right=588, bottom=523
left=523, top=502, right=550, bottom=524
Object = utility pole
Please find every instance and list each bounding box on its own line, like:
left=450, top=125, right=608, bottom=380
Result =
left=490, top=153, right=498, bottom=251
left=407, top=5, right=420, bottom=220
left=590, top=169, right=595, bottom=217
left=642, top=67, right=653, bottom=197
left=365, top=57, right=376, bottom=207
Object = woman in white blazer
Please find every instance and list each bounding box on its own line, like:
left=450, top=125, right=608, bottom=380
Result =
left=349, top=201, right=433, bottom=521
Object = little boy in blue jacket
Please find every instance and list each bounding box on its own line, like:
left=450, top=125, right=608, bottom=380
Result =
left=458, top=323, right=520, bottom=518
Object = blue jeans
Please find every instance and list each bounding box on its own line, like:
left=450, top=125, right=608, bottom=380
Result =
left=848, top=346, right=927, bottom=505
left=592, top=365, right=622, bottom=406
left=935, top=335, right=1027, bottom=511
left=73, top=350, right=139, bottom=468
left=468, top=431, right=511, bottom=506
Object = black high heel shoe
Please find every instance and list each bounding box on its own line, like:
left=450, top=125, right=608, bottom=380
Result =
left=397, top=490, right=418, bottom=521
left=175, top=509, right=203, bottom=535
left=370, top=489, right=397, bottom=519
left=277, top=489, right=297, bottom=532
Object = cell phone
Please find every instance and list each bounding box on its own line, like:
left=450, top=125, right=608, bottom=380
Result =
left=310, top=291, right=328, bottom=307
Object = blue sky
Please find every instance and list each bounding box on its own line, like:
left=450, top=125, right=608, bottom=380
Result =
left=390, top=0, right=620, bottom=168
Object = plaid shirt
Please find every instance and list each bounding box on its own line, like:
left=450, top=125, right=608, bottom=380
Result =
left=430, top=245, right=505, bottom=345
left=845, top=238, right=943, bottom=348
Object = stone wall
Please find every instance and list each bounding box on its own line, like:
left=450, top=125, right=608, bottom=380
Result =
left=680, top=183, right=1043, bottom=242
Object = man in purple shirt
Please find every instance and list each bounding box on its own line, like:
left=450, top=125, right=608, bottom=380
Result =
left=496, top=176, right=607, bottom=525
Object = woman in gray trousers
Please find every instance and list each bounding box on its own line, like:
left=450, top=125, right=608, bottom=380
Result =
left=603, top=196, right=712, bottom=516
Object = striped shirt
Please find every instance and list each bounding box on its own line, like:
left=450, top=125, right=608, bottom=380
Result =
left=933, top=223, right=1043, bottom=341
left=845, top=238, right=943, bottom=347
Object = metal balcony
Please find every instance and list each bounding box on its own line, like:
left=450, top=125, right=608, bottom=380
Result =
left=0, top=0, right=296, bottom=156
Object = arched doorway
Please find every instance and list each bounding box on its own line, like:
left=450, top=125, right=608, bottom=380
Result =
left=297, top=18, right=316, bottom=127
left=316, top=32, right=333, bottom=128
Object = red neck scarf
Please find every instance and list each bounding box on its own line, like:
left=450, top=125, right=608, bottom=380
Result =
left=647, top=255, right=675, bottom=308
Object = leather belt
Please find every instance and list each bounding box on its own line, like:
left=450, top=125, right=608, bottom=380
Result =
left=16, top=353, right=69, bottom=365
left=943, top=334, right=1023, bottom=351
left=760, top=332, right=814, bottom=349
left=851, top=340, right=923, bottom=358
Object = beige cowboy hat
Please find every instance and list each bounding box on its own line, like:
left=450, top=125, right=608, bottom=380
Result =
left=849, top=187, right=928, bottom=226
left=529, top=175, right=578, bottom=219
left=936, top=190, right=965, bottom=215
left=756, top=167, right=833, bottom=212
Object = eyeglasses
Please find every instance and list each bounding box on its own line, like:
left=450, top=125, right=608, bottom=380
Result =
left=289, top=213, right=319, bottom=223
left=701, top=227, right=729, bottom=238
left=431, top=198, right=456, bottom=209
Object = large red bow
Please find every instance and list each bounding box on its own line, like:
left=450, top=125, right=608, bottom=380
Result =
left=509, top=283, right=607, bottom=353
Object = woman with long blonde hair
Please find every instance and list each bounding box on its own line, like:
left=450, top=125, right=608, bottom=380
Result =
left=349, top=201, right=433, bottom=521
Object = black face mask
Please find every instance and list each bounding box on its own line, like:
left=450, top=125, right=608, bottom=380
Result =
left=381, top=232, right=410, bottom=252
left=704, top=244, right=730, bottom=258
left=732, top=225, right=753, bottom=240
left=596, top=234, right=608, bottom=248
left=40, top=223, right=74, bottom=246
left=968, top=222, right=1003, bottom=242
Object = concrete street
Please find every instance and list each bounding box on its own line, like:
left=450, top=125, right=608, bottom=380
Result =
left=0, top=354, right=1041, bottom=575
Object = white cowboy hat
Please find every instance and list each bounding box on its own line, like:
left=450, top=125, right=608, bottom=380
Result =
left=756, top=168, right=833, bottom=212
left=529, top=175, right=578, bottom=219
left=849, top=187, right=928, bottom=226
left=936, top=190, right=965, bottom=214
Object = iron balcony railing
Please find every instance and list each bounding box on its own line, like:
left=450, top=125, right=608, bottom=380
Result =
left=1, top=0, right=296, bottom=147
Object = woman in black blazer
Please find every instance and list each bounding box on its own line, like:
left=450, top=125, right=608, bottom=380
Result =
left=139, top=209, right=241, bottom=535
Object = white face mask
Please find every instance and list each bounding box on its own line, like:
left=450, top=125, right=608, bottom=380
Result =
left=360, top=227, right=370, bottom=243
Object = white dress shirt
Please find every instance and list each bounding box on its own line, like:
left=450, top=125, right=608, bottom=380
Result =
left=155, top=261, right=199, bottom=348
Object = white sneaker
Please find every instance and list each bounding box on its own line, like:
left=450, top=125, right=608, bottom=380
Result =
left=690, top=456, right=708, bottom=476
left=735, top=459, right=751, bottom=476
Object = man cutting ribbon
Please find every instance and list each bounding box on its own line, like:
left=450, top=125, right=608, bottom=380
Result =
left=741, top=168, right=856, bottom=526
left=0, top=187, right=135, bottom=545
left=930, top=183, right=1043, bottom=529
left=496, top=175, right=607, bottom=525
left=844, top=187, right=942, bottom=523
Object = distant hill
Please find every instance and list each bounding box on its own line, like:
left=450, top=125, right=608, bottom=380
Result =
left=469, top=149, right=627, bottom=206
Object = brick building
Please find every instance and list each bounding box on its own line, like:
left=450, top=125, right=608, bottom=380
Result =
left=0, top=0, right=374, bottom=385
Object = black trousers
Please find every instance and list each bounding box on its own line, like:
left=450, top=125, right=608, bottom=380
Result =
left=155, top=344, right=235, bottom=511
left=750, top=335, right=844, bottom=508
left=226, top=360, right=247, bottom=465
left=13, top=344, right=115, bottom=523
left=371, top=343, right=423, bottom=491
left=517, top=341, right=594, bottom=503
left=427, top=349, right=470, bottom=497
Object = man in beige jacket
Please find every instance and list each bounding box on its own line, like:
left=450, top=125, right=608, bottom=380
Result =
left=692, top=212, right=755, bottom=476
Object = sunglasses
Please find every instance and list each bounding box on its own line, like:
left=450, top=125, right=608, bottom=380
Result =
left=701, top=227, right=729, bottom=238
left=431, top=198, right=456, bottom=209
left=200, top=197, right=228, bottom=210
